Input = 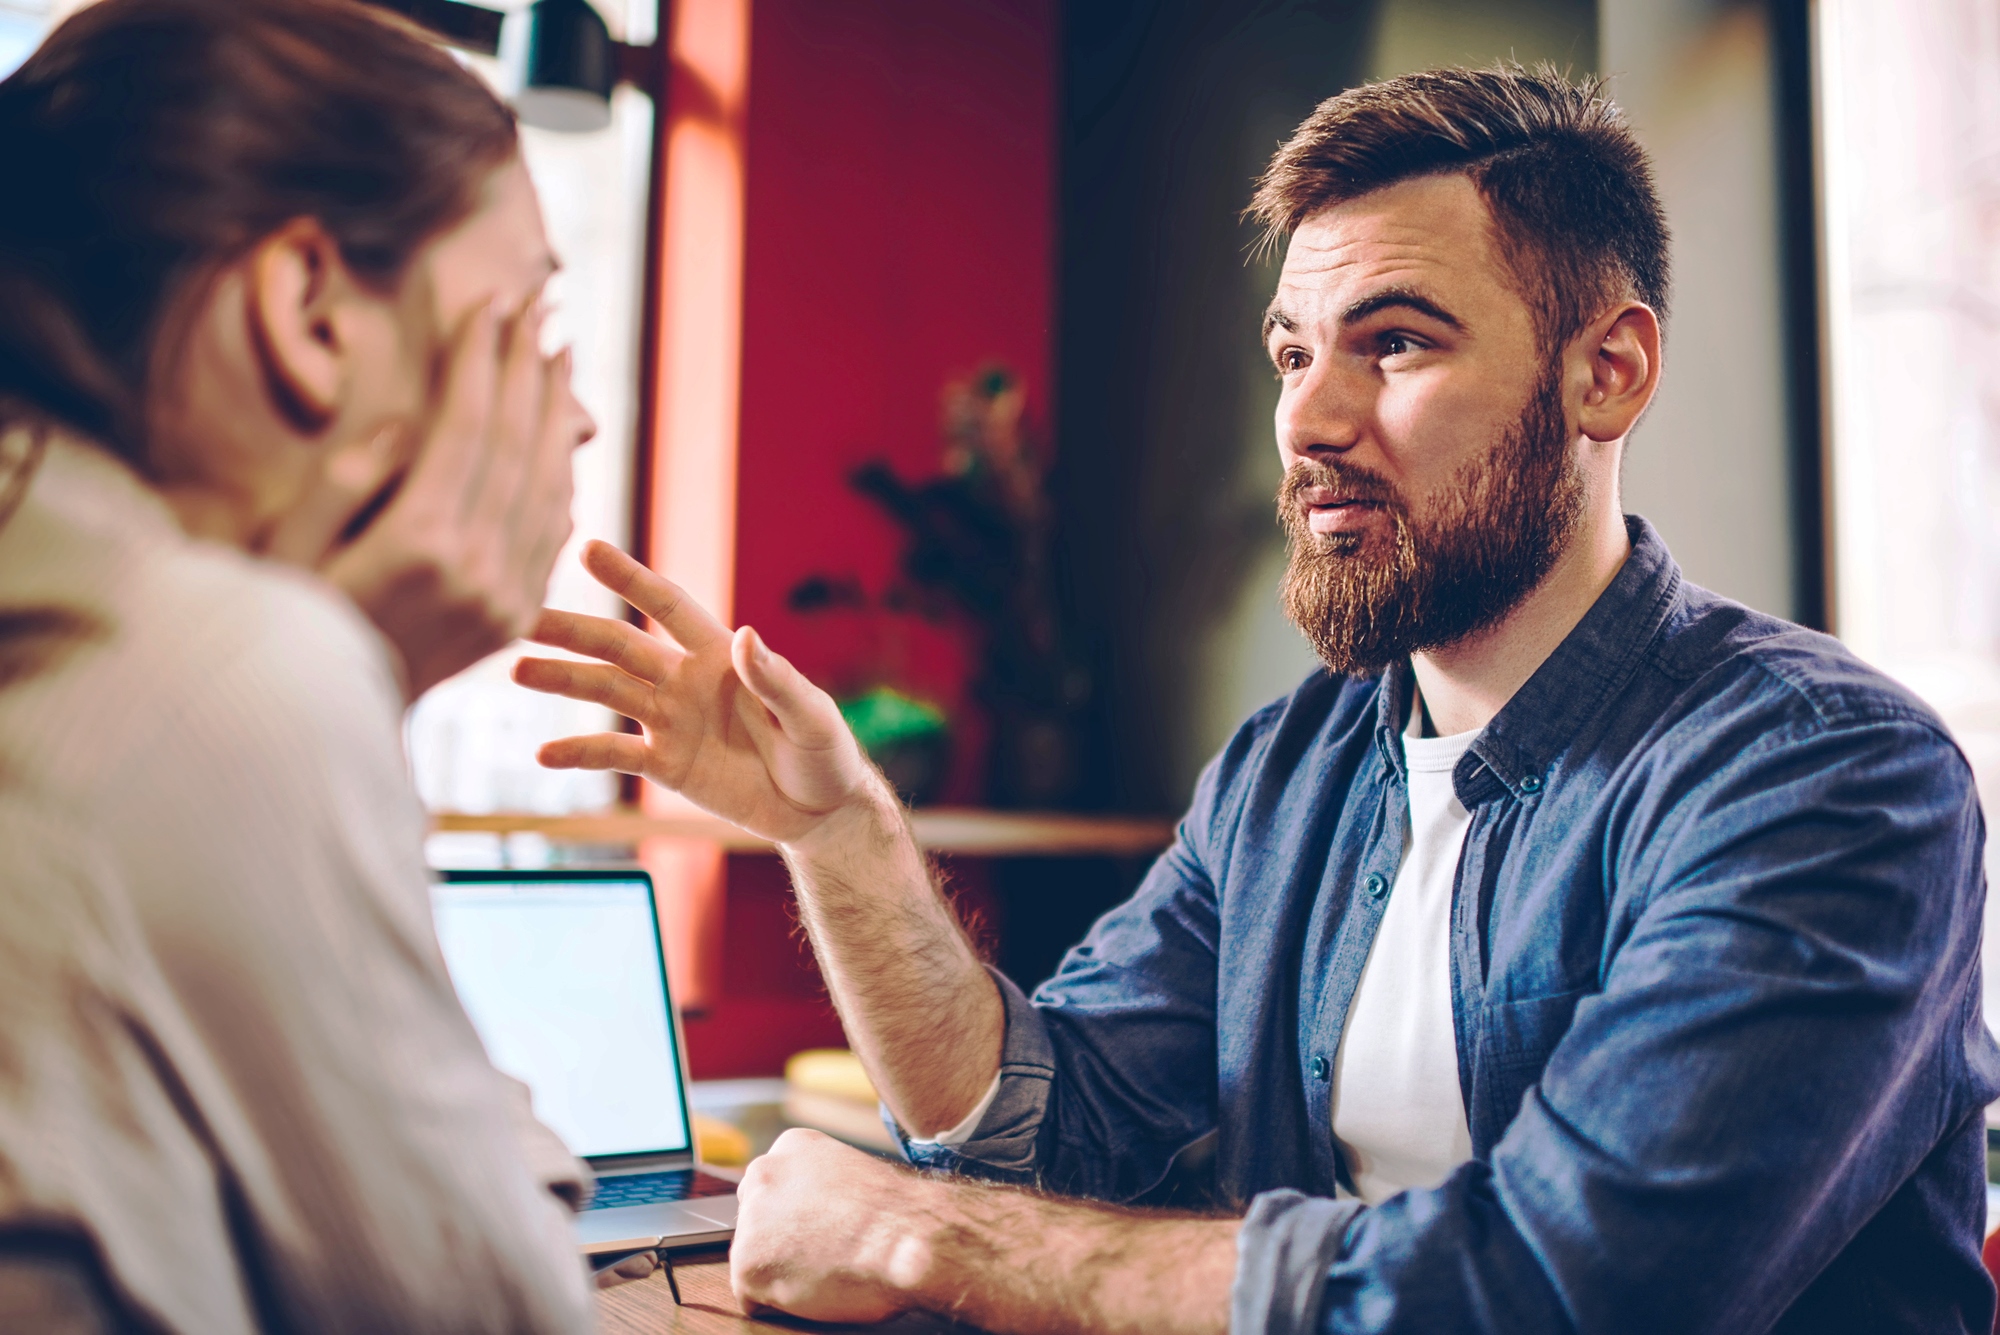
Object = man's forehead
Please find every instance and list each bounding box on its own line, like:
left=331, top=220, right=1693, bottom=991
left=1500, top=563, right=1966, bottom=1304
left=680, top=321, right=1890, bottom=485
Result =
left=1272, top=174, right=1504, bottom=312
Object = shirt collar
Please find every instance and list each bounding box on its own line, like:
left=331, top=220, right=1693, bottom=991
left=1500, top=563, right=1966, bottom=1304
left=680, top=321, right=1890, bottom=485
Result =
left=1373, top=658, right=1418, bottom=782
left=1370, top=515, right=1683, bottom=804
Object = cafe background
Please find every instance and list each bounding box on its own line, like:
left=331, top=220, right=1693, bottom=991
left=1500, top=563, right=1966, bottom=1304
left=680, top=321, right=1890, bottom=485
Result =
left=5, top=0, right=1995, bottom=1087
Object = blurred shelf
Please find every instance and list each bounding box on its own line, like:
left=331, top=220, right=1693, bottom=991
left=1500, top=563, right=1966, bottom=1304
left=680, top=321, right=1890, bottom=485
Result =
left=428, top=805, right=1176, bottom=857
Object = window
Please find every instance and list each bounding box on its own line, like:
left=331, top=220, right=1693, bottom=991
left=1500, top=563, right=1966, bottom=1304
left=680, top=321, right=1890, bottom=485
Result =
left=1816, top=0, right=2000, bottom=1015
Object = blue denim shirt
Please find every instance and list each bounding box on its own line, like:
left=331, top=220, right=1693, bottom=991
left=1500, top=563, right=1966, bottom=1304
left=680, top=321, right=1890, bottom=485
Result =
left=898, top=518, right=2000, bottom=1334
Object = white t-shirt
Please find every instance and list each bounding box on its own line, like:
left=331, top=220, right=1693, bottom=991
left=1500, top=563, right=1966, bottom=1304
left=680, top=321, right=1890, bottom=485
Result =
left=1330, top=698, right=1476, bottom=1203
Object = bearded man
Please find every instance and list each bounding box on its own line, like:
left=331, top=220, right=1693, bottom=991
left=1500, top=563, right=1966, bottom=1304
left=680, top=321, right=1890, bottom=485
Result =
left=519, top=65, right=2000, bottom=1334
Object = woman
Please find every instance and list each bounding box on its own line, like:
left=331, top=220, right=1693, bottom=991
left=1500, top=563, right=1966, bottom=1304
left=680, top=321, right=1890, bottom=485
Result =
left=0, top=1, right=601, bottom=1329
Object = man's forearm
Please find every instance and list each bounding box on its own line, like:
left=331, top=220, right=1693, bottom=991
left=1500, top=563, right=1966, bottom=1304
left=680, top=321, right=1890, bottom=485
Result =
left=885, top=1175, right=1238, bottom=1335
left=781, top=783, right=1004, bottom=1137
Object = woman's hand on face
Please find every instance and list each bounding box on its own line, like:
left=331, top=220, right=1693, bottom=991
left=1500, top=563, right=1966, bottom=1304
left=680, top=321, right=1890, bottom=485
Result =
left=513, top=541, right=885, bottom=847
left=267, top=299, right=587, bottom=701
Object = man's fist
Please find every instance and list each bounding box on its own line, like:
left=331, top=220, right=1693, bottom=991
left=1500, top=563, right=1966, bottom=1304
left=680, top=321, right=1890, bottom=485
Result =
left=730, top=1129, right=934, bottom=1325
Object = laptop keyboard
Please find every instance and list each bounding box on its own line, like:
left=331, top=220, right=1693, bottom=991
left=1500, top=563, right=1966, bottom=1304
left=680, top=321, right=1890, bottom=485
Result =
left=582, top=1169, right=737, bottom=1212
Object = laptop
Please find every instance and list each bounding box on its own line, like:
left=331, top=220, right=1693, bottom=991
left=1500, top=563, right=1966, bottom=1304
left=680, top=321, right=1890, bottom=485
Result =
left=429, top=868, right=739, bottom=1255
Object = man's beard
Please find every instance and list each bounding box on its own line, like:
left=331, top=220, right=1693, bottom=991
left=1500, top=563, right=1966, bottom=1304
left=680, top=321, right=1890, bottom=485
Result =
left=1277, top=365, right=1585, bottom=677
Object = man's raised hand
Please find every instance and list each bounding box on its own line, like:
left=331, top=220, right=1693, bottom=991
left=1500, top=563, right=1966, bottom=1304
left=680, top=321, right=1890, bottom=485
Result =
left=514, top=541, right=883, bottom=846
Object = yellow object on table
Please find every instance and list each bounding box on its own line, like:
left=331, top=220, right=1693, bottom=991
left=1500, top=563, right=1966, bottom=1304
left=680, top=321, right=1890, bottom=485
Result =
left=783, top=1048, right=877, bottom=1102
left=690, top=1112, right=752, bottom=1168
left=781, top=1049, right=894, bottom=1151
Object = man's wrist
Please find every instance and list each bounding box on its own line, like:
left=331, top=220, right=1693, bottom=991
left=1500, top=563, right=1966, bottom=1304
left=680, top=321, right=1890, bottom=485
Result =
left=862, top=1176, right=1243, bottom=1335
left=782, top=773, right=910, bottom=866
left=861, top=1172, right=956, bottom=1309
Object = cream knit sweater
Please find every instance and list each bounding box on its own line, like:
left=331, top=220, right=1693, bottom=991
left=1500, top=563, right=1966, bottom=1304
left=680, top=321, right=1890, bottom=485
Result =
left=0, top=435, right=591, bottom=1332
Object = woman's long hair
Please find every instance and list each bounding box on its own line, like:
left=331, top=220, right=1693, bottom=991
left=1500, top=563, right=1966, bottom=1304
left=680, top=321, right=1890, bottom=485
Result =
left=0, top=0, right=519, bottom=468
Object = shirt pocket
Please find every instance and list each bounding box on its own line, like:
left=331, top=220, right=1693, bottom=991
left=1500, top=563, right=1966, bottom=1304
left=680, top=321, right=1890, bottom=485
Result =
left=1472, top=987, right=1591, bottom=1143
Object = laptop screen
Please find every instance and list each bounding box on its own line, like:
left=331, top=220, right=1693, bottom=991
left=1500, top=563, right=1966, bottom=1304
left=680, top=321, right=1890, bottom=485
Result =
left=430, top=874, right=692, bottom=1160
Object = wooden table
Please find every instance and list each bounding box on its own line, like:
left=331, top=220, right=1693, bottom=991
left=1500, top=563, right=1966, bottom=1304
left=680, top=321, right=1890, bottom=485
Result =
left=596, top=1247, right=968, bottom=1333
left=432, top=805, right=1177, bottom=858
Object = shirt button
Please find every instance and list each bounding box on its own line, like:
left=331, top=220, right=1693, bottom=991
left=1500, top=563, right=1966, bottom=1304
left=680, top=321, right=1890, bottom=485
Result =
left=1363, top=872, right=1387, bottom=899
left=1310, top=1056, right=1330, bottom=1081
left=1520, top=774, right=1544, bottom=794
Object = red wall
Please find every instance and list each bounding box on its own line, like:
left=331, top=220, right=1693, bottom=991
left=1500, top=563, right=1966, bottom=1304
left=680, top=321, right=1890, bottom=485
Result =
left=681, top=0, right=1057, bottom=1079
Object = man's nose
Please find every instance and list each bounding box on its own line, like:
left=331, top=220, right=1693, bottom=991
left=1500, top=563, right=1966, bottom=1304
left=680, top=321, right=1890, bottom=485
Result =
left=1276, top=362, right=1366, bottom=464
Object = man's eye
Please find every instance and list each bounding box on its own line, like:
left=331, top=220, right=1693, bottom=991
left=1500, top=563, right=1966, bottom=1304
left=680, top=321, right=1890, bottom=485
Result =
left=1276, top=348, right=1308, bottom=373
left=1381, top=333, right=1417, bottom=358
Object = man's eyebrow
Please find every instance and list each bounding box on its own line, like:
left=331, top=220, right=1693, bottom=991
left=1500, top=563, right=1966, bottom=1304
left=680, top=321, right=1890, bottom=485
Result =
left=1261, top=288, right=1465, bottom=344
left=1339, top=286, right=1464, bottom=332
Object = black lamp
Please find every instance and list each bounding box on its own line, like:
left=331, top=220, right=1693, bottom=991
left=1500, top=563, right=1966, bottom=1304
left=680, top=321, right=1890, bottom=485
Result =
left=515, top=0, right=616, bottom=132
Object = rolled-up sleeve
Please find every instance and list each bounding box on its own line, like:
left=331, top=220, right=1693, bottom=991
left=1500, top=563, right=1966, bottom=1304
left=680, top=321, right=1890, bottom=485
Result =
left=892, top=966, right=1057, bottom=1180
left=891, top=729, right=1249, bottom=1199
left=1232, top=1191, right=1364, bottom=1335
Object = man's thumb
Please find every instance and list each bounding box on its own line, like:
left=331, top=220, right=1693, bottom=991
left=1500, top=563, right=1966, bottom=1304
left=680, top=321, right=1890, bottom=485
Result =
left=733, top=626, right=834, bottom=740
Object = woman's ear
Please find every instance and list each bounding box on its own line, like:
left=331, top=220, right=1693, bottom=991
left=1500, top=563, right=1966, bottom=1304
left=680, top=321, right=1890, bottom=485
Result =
left=1574, top=301, right=1664, bottom=444
left=244, top=218, right=349, bottom=431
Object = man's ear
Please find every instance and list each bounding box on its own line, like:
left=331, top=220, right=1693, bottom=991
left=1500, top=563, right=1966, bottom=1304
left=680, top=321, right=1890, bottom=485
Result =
left=1573, top=301, right=1663, bottom=444
left=244, top=218, right=349, bottom=432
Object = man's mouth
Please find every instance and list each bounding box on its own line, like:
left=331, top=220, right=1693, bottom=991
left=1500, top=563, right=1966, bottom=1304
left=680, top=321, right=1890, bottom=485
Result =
left=1301, top=487, right=1386, bottom=535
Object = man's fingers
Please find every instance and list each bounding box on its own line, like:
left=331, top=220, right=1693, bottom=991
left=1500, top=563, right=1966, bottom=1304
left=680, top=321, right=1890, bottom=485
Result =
left=581, top=540, right=729, bottom=651
left=526, top=608, right=674, bottom=680
left=536, top=732, right=652, bottom=774
left=512, top=656, right=657, bottom=721
left=732, top=627, right=848, bottom=748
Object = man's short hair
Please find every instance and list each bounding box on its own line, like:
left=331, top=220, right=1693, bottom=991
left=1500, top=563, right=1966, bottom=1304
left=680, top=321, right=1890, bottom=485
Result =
left=1249, top=63, right=1671, bottom=354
